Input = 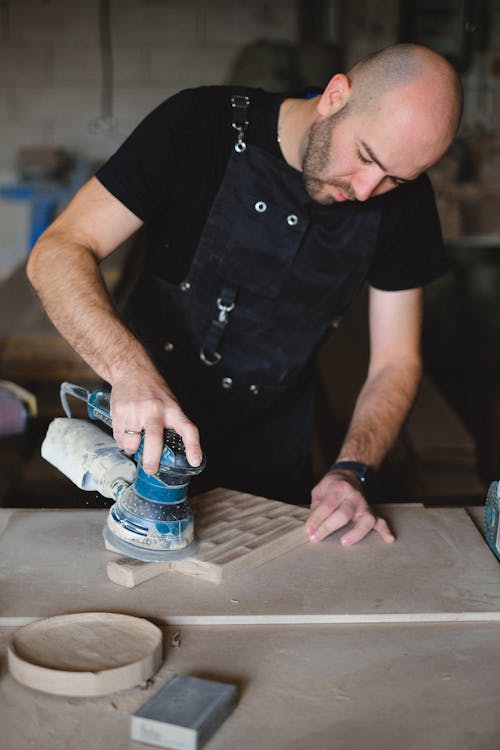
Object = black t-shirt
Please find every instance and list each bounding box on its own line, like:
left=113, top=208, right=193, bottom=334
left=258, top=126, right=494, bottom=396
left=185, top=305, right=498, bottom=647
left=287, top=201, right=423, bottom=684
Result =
left=96, top=85, right=448, bottom=291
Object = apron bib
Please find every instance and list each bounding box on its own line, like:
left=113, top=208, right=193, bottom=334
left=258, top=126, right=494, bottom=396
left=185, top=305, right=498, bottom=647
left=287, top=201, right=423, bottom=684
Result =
left=123, top=94, right=381, bottom=499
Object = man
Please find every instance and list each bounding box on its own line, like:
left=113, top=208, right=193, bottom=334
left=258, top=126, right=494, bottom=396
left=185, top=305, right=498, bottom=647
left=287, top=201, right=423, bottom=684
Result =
left=27, top=43, right=462, bottom=547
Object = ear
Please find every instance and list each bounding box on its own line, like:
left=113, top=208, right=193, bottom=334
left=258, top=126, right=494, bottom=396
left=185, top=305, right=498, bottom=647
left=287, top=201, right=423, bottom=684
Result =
left=317, top=73, right=352, bottom=117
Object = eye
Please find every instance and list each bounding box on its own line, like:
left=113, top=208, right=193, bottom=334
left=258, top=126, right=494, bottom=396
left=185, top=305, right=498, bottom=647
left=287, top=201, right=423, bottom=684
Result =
left=357, top=150, right=372, bottom=165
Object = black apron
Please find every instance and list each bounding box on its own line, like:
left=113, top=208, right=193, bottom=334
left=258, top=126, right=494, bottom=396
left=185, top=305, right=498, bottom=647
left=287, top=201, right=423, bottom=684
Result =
left=124, top=95, right=381, bottom=503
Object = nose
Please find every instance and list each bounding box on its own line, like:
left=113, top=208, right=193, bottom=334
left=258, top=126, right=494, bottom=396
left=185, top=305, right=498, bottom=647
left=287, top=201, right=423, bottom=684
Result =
left=352, top=167, right=386, bottom=202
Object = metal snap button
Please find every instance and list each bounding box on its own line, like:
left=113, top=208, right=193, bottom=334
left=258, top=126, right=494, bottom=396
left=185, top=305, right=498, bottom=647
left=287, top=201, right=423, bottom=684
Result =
left=254, top=201, right=267, bottom=213
left=286, top=214, right=298, bottom=226
left=163, top=341, right=174, bottom=352
left=179, top=280, right=191, bottom=292
left=222, top=377, right=233, bottom=389
left=249, top=384, right=260, bottom=396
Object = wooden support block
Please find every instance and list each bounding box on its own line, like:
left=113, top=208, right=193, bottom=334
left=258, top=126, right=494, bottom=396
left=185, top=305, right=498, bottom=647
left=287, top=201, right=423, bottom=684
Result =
left=106, top=488, right=309, bottom=588
left=106, top=554, right=174, bottom=588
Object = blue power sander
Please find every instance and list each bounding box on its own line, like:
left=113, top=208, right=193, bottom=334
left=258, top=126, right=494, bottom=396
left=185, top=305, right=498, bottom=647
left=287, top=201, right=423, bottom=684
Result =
left=42, top=382, right=205, bottom=562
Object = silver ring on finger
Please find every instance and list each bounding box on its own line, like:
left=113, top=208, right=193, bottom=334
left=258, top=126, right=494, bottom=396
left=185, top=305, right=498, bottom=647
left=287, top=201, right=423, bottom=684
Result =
left=124, top=429, right=142, bottom=435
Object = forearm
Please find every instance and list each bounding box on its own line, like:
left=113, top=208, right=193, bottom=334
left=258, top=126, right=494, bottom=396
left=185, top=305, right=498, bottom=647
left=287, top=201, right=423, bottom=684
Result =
left=28, top=229, right=201, bottom=468
left=27, top=232, right=158, bottom=387
left=336, top=356, right=422, bottom=468
left=308, top=287, right=422, bottom=545
left=307, top=362, right=418, bottom=546
left=27, top=178, right=202, bottom=469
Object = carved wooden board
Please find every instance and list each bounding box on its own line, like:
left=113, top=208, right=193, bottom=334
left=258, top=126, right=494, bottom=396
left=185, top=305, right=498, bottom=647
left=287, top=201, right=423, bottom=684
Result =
left=106, top=488, right=310, bottom=587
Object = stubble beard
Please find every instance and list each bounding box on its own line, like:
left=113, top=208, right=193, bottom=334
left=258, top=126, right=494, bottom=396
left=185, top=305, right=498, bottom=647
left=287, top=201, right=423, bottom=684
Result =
left=301, top=111, right=356, bottom=204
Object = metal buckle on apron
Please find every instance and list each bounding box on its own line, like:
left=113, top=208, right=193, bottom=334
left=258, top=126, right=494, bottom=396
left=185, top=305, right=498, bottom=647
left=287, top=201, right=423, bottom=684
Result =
left=231, top=94, right=250, bottom=153
left=200, top=286, right=238, bottom=366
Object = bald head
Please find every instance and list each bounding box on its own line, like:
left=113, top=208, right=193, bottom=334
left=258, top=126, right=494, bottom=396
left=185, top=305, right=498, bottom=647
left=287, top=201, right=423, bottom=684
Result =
left=347, top=43, right=463, bottom=141
left=296, top=43, right=463, bottom=203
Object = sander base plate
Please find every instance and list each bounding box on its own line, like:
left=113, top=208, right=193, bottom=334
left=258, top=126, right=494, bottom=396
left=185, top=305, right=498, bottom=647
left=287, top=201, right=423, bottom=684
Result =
left=103, top=525, right=198, bottom=563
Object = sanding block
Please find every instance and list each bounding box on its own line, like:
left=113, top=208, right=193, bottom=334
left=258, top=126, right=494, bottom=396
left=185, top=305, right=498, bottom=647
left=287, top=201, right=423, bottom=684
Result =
left=130, top=674, right=237, bottom=749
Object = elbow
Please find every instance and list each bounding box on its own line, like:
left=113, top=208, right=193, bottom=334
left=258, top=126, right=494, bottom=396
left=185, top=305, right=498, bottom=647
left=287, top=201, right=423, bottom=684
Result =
left=396, top=354, right=423, bottom=388
left=407, top=350, right=423, bottom=383
left=367, top=354, right=423, bottom=402
left=26, top=227, right=62, bottom=292
left=26, top=235, right=43, bottom=288
left=26, top=227, right=70, bottom=288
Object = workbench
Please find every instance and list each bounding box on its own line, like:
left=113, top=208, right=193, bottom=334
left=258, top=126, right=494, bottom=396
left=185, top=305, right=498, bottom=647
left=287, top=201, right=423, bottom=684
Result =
left=1, top=503, right=498, bottom=749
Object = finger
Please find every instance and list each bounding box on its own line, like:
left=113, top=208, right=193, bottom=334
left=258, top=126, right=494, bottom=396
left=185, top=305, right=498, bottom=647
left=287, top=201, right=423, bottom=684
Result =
left=373, top=516, right=396, bottom=543
left=340, top=513, right=376, bottom=546
left=341, top=514, right=395, bottom=546
left=141, top=421, right=165, bottom=475
left=307, top=503, right=355, bottom=542
left=110, top=398, right=141, bottom=451
left=121, top=429, right=143, bottom=455
left=309, top=491, right=323, bottom=512
left=113, top=421, right=142, bottom=454
left=176, top=419, right=202, bottom=467
left=305, top=501, right=332, bottom=538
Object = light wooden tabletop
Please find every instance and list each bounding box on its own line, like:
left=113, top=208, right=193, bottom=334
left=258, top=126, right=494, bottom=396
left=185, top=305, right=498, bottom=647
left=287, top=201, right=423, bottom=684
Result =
left=1, top=502, right=498, bottom=750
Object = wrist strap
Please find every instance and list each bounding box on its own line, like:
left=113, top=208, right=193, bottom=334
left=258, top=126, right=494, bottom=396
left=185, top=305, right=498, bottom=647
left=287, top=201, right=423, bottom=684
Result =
left=329, top=461, right=373, bottom=492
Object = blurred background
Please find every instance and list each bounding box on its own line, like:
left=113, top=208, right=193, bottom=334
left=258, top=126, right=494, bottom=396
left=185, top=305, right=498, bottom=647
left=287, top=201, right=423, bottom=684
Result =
left=0, top=0, right=498, bottom=509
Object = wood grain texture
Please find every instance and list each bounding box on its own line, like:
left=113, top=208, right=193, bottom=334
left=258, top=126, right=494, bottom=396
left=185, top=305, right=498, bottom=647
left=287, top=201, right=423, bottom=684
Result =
left=106, top=488, right=310, bottom=587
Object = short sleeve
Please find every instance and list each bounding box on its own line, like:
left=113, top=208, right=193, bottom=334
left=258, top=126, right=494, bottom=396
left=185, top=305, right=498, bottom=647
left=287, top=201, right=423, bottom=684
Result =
left=368, top=174, right=449, bottom=291
left=95, top=89, right=203, bottom=223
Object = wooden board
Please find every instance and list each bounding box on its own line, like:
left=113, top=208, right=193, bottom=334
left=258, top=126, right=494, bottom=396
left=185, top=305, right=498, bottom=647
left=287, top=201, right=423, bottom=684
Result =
left=1, top=501, right=499, bottom=626
left=106, top=488, right=310, bottom=587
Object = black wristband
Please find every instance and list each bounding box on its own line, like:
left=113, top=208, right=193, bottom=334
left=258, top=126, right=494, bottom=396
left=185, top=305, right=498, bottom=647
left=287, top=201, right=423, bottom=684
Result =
left=329, top=461, right=373, bottom=494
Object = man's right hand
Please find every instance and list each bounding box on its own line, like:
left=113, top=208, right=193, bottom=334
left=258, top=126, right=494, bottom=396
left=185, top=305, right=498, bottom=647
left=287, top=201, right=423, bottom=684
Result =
left=109, top=373, right=202, bottom=475
left=25, top=177, right=202, bottom=475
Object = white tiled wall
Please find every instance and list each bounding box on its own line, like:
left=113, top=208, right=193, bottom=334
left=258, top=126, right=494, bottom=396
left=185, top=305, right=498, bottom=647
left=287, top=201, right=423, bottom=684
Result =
left=0, top=0, right=299, bottom=178
left=1, top=0, right=499, bottom=274
left=6, top=0, right=500, bottom=176
left=0, top=0, right=302, bottom=272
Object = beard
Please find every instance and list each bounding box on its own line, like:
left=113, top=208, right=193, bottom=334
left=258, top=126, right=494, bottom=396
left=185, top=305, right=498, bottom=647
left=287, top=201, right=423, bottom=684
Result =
left=301, top=109, right=356, bottom=204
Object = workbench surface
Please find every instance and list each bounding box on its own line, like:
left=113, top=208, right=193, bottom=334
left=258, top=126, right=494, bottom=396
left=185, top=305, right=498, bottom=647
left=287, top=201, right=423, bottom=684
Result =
left=1, top=503, right=498, bottom=749
left=0, top=505, right=498, bottom=624
left=1, top=621, right=499, bottom=750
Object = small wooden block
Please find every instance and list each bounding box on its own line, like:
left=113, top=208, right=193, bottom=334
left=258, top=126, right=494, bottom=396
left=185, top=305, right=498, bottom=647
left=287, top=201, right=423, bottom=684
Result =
left=106, top=555, right=174, bottom=588
left=106, top=488, right=309, bottom=588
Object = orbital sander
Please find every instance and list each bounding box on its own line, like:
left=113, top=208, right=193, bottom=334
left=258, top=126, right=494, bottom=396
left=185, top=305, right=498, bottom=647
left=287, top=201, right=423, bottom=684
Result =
left=42, top=382, right=205, bottom=562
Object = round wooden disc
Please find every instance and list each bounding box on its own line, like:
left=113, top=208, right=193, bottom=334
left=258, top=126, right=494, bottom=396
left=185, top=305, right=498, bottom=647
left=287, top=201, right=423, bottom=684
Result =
left=7, top=612, right=163, bottom=697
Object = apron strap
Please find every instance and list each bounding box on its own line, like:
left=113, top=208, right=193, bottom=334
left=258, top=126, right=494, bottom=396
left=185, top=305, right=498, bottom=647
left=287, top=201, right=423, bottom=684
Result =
left=199, top=93, right=249, bottom=365
left=231, top=93, right=250, bottom=153
left=199, top=285, right=239, bottom=366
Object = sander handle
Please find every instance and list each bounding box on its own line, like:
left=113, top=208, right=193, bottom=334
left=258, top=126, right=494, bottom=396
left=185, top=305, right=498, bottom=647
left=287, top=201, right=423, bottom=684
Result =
left=60, top=381, right=206, bottom=475
left=60, top=382, right=112, bottom=427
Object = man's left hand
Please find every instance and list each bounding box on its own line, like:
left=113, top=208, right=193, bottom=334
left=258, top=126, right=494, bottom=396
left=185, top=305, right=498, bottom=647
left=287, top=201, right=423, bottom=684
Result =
left=306, top=472, right=395, bottom=546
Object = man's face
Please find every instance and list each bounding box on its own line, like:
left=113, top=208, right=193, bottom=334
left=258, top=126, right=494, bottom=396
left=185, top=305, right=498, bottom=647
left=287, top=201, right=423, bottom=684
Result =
left=301, top=95, right=444, bottom=205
